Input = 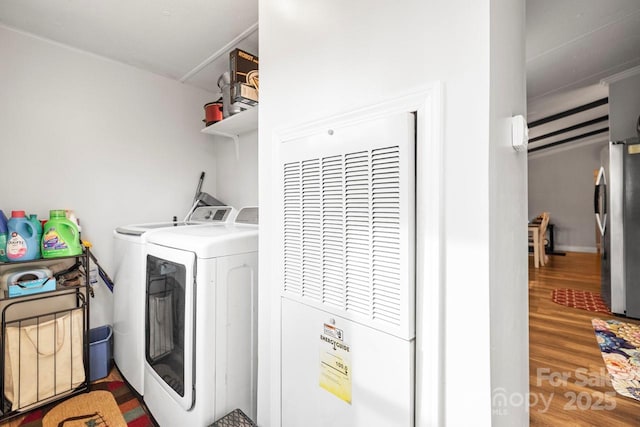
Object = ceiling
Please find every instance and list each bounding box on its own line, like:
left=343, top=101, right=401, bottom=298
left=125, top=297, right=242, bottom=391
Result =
left=0, top=1, right=638, bottom=127
left=0, top=0, right=258, bottom=94
left=526, top=0, right=640, bottom=152
left=526, top=0, right=640, bottom=112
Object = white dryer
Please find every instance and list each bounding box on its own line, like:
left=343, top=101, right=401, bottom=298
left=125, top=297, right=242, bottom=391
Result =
left=142, top=207, right=258, bottom=427
left=112, top=206, right=236, bottom=395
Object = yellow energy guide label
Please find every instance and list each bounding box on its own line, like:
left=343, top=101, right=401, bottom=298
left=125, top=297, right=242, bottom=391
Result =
left=319, top=325, right=352, bottom=404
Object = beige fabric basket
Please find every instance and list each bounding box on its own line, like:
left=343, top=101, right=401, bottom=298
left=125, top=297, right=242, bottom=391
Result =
left=4, top=308, right=85, bottom=410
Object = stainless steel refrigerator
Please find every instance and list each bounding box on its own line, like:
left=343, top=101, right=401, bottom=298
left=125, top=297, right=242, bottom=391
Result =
left=595, top=137, right=640, bottom=318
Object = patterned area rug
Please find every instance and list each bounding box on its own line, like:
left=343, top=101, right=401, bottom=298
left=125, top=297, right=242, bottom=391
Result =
left=19, top=381, right=154, bottom=427
left=552, top=288, right=610, bottom=313
left=592, top=318, right=640, bottom=401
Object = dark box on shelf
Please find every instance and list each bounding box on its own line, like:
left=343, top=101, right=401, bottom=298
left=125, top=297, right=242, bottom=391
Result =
left=231, top=83, right=258, bottom=106
left=230, top=48, right=258, bottom=105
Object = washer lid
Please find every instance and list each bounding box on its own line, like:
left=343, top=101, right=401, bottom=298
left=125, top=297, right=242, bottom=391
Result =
left=115, top=221, right=187, bottom=236
left=146, top=224, right=258, bottom=258
left=115, top=206, right=236, bottom=236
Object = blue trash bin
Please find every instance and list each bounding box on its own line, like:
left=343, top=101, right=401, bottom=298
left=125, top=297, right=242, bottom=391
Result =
left=89, top=325, right=113, bottom=382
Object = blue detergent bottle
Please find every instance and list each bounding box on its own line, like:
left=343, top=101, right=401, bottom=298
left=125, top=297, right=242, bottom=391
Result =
left=28, top=214, right=43, bottom=247
left=7, top=210, right=40, bottom=261
left=0, top=210, right=8, bottom=262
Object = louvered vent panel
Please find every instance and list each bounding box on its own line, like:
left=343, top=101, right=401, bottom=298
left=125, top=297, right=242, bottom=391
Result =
left=301, top=159, right=322, bottom=301
left=321, top=155, right=345, bottom=309
left=283, top=162, right=302, bottom=295
left=344, top=151, right=371, bottom=316
left=371, top=147, right=402, bottom=325
left=283, top=145, right=407, bottom=332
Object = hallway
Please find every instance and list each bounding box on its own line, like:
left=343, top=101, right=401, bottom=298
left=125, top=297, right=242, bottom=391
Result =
left=529, top=252, right=640, bottom=425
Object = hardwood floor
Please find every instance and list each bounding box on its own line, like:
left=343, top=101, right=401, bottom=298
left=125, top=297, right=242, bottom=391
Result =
left=529, top=252, right=640, bottom=426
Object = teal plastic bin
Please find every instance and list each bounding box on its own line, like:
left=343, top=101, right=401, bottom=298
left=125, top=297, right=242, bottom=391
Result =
left=89, top=325, right=113, bottom=381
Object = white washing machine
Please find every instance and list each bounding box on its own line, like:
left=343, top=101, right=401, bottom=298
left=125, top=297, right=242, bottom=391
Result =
left=112, top=206, right=236, bottom=395
left=142, top=207, right=258, bottom=426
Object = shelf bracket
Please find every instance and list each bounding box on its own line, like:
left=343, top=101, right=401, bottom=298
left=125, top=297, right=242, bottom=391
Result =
left=215, top=132, right=241, bottom=159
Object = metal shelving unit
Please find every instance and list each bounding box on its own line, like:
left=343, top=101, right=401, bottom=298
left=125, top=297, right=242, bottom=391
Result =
left=0, top=250, right=90, bottom=423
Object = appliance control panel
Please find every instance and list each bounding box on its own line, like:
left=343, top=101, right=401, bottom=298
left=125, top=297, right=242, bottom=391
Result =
left=190, top=206, right=233, bottom=222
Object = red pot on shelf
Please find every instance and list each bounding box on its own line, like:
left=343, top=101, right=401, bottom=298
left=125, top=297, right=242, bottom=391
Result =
left=203, top=102, right=223, bottom=126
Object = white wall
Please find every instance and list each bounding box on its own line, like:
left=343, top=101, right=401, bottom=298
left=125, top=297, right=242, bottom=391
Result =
left=609, top=72, right=640, bottom=141
left=526, top=82, right=609, bottom=254
left=258, top=0, right=527, bottom=425
left=212, top=130, right=259, bottom=209
left=489, top=0, right=529, bottom=425
left=0, top=26, right=217, bottom=326
left=528, top=139, right=608, bottom=252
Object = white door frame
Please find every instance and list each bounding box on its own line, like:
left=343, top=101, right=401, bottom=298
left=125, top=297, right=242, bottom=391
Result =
left=270, top=82, right=444, bottom=426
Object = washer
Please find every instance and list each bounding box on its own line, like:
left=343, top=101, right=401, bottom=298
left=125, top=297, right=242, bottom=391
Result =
left=112, top=206, right=235, bottom=395
left=142, top=207, right=258, bottom=426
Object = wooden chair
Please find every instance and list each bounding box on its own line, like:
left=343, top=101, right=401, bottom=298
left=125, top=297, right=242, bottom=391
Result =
left=529, top=212, right=550, bottom=268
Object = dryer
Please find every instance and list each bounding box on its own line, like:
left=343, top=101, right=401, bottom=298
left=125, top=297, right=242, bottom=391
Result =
left=142, top=207, right=258, bottom=426
left=112, top=206, right=235, bottom=395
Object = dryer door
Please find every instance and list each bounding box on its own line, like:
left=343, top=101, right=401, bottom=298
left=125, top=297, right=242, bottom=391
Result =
left=145, top=244, right=196, bottom=410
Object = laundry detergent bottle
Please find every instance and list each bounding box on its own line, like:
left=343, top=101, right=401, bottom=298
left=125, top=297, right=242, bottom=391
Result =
left=0, top=210, right=8, bottom=262
left=28, top=214, right=43, bottom=245
left=42, top=210, right=82, bottom=258
left=7, top=210, right=40, bottom=261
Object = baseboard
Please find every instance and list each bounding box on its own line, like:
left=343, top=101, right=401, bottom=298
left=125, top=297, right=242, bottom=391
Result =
left=555, top=245, right=598, bottom=254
